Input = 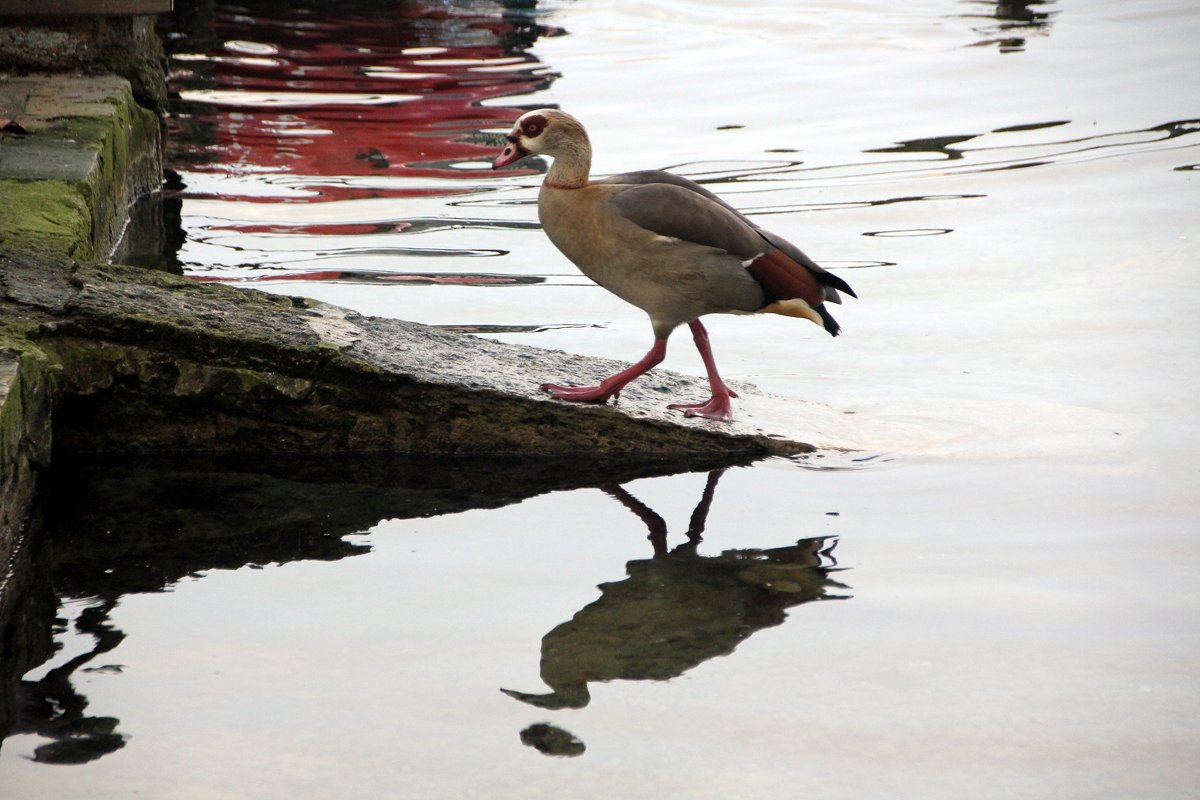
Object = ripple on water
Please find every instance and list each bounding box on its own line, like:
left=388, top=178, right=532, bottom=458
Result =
left=158, top=2, right=1200, bottom=352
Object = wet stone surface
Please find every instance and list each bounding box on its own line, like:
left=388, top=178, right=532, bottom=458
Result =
left=0, top=256, right=812, bottom=458
left=0, top=74, right=161, bottom=262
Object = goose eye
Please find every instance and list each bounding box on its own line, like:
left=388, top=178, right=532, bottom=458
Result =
left=521, top=114, right=548, bottom=138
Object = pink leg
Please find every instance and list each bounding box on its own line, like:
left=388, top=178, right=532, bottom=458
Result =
left=541, top=338, right=667, bottom=404
left=668, top=320, right=737, bottom=421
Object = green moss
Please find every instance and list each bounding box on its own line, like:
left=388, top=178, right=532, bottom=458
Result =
left=0, top=317, right=49, bottom=351
left=0, top=363, right=25, bottom=481
left=46, top=99, right=144, bottom=252
left=0, top=335, right=61, bottom=476
left=0, top=76, right=161, bottom=263
left=50, top=116, right=115, bottom=152
left=0, top=180, right=93, bottom=260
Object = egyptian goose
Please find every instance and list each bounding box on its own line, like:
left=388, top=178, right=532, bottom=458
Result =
left=493, top=109, right=855, bottom=421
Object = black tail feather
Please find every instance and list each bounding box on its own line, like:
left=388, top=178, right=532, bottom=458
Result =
left=817, top=305, right=841, bottom=337
left=818, top=270, right=857, bottom=299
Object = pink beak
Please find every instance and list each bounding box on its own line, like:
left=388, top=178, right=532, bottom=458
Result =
left=493, top=140, right=529, bottom=169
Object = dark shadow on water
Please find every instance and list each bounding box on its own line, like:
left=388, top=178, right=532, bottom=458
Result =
left=867, top=134, right=979, bottom=160
left=0, top=452, right=766, bottom=764
left=503, top=470, right=850, bottom=754
left=8, top=600, right=127, bottom=765
left=959, top=0, right=1060, bottom=52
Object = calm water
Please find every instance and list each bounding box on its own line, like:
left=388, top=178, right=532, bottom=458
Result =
left=3, top=0, right=1199, bottom=797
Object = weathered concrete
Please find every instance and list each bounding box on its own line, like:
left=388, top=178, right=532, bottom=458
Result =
left=2, top=255, right=811, bottom=459
left=0, top=74, right=162, bottom=261
left=0, top=14, right=167, bottom=113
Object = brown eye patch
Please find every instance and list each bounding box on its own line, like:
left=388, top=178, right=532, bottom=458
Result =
left=521, top=114, right=547, bottom=138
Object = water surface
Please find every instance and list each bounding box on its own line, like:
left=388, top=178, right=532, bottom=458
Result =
left=2, top=0, right=1198, bottom=797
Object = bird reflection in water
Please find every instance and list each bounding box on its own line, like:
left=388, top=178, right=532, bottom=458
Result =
left=503, top=469, right=849, bottom=756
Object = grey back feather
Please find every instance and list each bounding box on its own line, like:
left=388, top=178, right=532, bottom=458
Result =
left=598, top=170, right=856, bottom=302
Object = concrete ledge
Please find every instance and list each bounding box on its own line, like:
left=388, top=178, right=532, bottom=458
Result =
left=0, top=15, right=167, bottom=111
left=0, top=74, right=161, bottom=261
left=2, top=256, right=812, bottom=459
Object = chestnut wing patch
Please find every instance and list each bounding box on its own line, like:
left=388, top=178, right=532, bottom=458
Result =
left=745, top=249, right=826, bottom=308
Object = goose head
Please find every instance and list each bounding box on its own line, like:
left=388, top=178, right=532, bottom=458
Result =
left=492, top=109, right=590, bottom=169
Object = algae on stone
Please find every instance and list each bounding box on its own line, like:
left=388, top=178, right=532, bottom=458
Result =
left=0, top=76, right=160, bottom=262
left=0, top=180, right=94, bottom=260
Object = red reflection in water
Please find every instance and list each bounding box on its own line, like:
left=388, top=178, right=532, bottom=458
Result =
left=164, top=1, right=560, bottom=201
